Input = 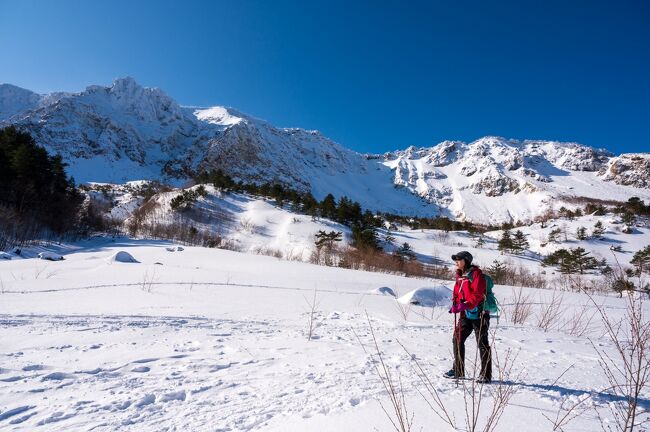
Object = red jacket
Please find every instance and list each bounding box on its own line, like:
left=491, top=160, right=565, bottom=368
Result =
left=452, top=266, right=486, bottom=310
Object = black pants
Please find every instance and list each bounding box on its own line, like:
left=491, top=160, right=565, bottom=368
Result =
left=453, top=312, right=492, bottom=380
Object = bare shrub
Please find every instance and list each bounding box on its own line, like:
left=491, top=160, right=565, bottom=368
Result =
left=127, top=198, right=160, bottom=236
left=535, top=290, right=565, bottom=332
left=0, top=205, right=48, bottom=249
left=253, top=246, right=283, bottom=258
left=542, top=365, right=595, bottom=431
left=140, top=267, right=157, bottom=293
left=587, top=292, right=650, bottom=431
left=560, top=308, right=595, bottom=337
left=396, top=322, right=519, bottom=432
left=507, top=287, right=533, bottom=325
left=338, top=246, right=451, bottom=279
left=488, top=259, right=547, bottom=289
left=394, top=298, right=411, bottom=321
left=239, top=217, right=259, bottom=234
left=304, top=288, right=320, bottom=341
left=359, top=314, right=414, bottom=432
left=310, top=243, right=342, bottom=267
left=217, top=238, right=241, bottom=252
left=284, top=247, right=305, bottom=262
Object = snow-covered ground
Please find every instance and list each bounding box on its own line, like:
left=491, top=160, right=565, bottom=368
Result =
left=1, top=238, right=648, bottom=430
left=91, top=183, right=649, bottom=275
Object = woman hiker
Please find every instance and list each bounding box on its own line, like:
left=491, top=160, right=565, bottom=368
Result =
left=443, top=251, right=492, bottom=383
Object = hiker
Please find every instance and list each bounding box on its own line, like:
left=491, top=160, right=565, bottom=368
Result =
left=444, top=251, right=492, bottom=383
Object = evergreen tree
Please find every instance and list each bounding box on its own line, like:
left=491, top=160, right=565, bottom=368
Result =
left=301, top=192, right=319, bottom=217
left=319, top=194, right=337, bottom=220
left=314, top=230, right=342, bottom=252
left=383, top=230, right=396, bottom=245
left=512, top=230, right=529, bottom=254
left=0, top=126, right=82, bottom=234
left=621, top=212, right=636, bottom=225
left=576, top=226, right=587, bottom=240
left=497, top=229, right=514, bottom=254
left=631, top=245, right=650, bottom=274
left=351, top=225, right=380, bottom=250
left=475, top=236, right=486, bottom=248
left=542, top=248, right=572, bottom=272
left=395, top=242, right=416, bottom=262
left=591, top=221, right=605, bottom=238
left=543, top=247, right=600, bottom=274
left=548, top=228, right=562, bottom=244
left=270, top=183, right=285, bottom=208
left=486, top=260, right=508, bottom=284
left=569, top=247, right=600, bottom=274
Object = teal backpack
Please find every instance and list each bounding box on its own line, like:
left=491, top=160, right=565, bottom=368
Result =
left=466, top=271, right=500, bottom=317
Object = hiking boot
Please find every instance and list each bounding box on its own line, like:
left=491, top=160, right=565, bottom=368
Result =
left=443, top=369, right=463, bottom=379
left=476, top=376, right=492, bottom=384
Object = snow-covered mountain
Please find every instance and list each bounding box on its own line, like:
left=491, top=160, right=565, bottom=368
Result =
left=383, top=138, right=650, bottom=223
left=1, top=78, right=648, bottom=224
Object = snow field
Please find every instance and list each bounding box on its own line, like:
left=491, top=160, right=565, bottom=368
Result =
left=1, top=238, right=648, bottom=430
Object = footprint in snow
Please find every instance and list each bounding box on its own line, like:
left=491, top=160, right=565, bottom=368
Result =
left=209, top=363, right=231, bottom=373
left=132, top=358, right=159, bottom=364
left=0, top=405, right=35, bottom=422
left=160, top=390, right=186, bottom=402
left=135, top=394, right=156, bottom=408
left=22, top=365, right=46, bottom=372
left=42, top=372, right=75, bottom=381
left=131, top=366, right=150, bottom=373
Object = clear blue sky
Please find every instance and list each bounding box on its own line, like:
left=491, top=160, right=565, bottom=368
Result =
left=1, top=0, right=648, bottom=154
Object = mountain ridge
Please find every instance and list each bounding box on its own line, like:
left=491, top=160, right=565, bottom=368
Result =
left=1, top=77, right=648, bottom=224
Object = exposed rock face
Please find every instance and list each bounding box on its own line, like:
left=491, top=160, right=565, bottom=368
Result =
left=599, top=154, right=650, bottom=188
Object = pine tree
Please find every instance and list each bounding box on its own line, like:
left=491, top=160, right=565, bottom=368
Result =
left=497, top=229, right=514, bottom=254
left=0, top=126, right=82, bottom=234
left=591, top=221, right=605, bottom=238
left=543, top=247, right=600, bottom=274
left=301, top=192, right=319, bottom=217
left=319, top=194, right=337, bottom=220
left=486, top=260, right=507, bottom=284
left=569, top=247, right=600, bottom=274
left=475, top=236, right=486, bottom=248
left=631, top=245, right=650, bottom=275
left=576, top=226, right=587, bottom=240
left=548, top=228, right=562, bottom=244
left=512, top=230, right=529, bottom=254
left=383, top=230, right=396, bottom=245
left=314, top=230, right=342, bottom=252
left=395, top=242, right=416, bottom=262
left=542, top=248, right=571, bottom=271
left=621, top=212, right=636, bottom=225
left=351, top=225, right=380, bottom=250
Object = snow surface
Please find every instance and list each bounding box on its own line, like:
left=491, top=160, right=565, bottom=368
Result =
left=108, top=184, right=649, bottom=272
left=1, top=237, right=648, bottom=430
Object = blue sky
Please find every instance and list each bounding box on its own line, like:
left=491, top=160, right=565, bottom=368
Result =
left=1, top=0, right=648, bottom=154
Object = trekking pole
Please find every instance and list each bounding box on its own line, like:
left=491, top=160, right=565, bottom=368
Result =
left=453, top=306, right=459, bottom=386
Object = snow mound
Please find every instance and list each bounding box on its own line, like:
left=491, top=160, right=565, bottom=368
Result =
left=371, top=286, right=397, bottom=297
left=165, top=246, right=185, bottom=252
left=0, top=252, right=12, bottom=260
left=397, top=286, right=452, bottom=307
left=37, top=252, right=64, bottom=261
left=108, top=251, right=139, bottom=263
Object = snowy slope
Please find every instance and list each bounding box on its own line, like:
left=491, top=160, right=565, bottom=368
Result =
left=85, top=183, right=650, bottom=274
left=383, top=137, right=650, bottom=224
left=1, top=78, right=648, bottom=223
left=1, top=239, right=648, bottom=430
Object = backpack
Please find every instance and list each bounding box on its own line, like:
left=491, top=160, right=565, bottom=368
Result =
left=467, top=271, right=500, bottom=317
